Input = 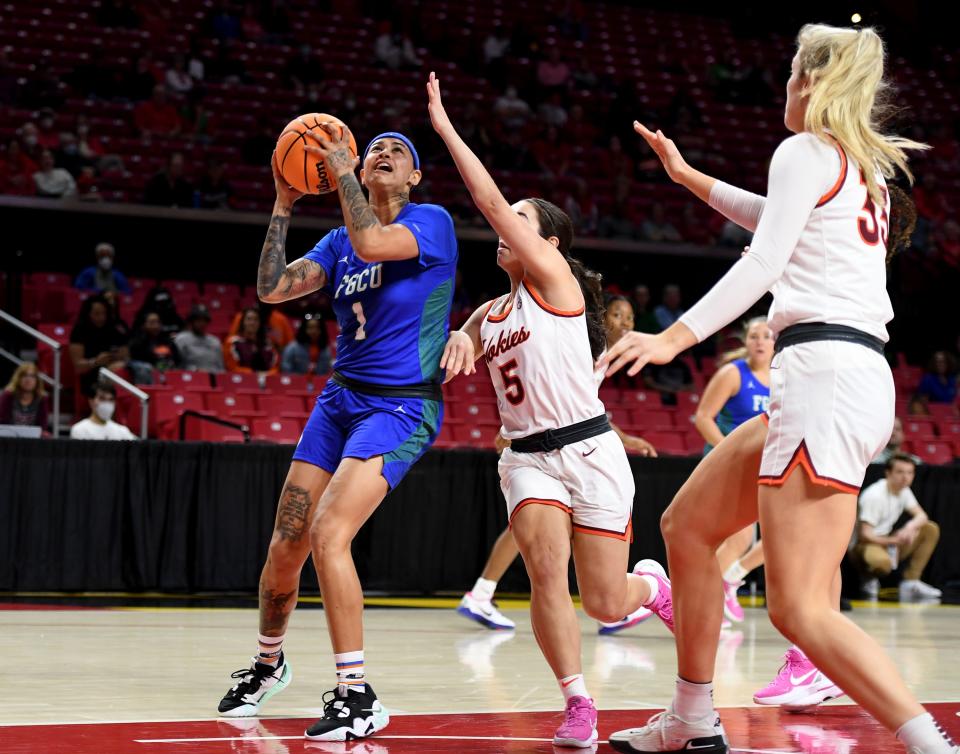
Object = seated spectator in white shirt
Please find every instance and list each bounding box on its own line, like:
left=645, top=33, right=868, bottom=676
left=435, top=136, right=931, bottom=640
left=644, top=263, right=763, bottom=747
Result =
left=851, top=454, right=941, bottom=602
left=174, top=304, right=225, bottom=372
left=70, top=382, right=138, bottom=440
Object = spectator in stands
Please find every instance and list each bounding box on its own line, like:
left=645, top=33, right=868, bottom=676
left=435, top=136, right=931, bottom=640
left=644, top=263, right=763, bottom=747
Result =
left=126, top=54, right=161, bottom=101
left=143, top=152, right=194, bottom=207
left=654, top=283, right=685, bottom=330
left=228, top=303, right=293, bottom=351
left=483, top=23, right=510, bottom=65
left=134, top=286, right=184, bottom=336
left=33, top=150, right=77, bottom=198
left=55, top=132, right=88, bottom=177
left=69, top=381, right=137, bottom=440
left=639, top=202, right=682, bottom=242
left=373, top=21, right=421, bottom=70
left=570, top=55, right=598, bottom=91
left=629, top=284, right=659, bottom=333
left=224, top=307, right=279, bottom=375
left=128, top=310, right=181, bottom=383
left=599, top=192, right=638, bottom=240
left=134, top=85, right=183, bottom=137
left=537, top=91, right=568, bottom=128
left=18, top=122, right=42, bottom=162
left=493, top=85, right=532, bottom=130
left=35, top=108, right=61, bottom=149
left=643, top=355, right=695, bottom=406
left=75, top=166, right=103, bottom=202
left=916, top=351, right=959, bottom=404
left=74, top=242, right=132, bottom=294
left=196, top=158, right=232, bottom=209
left=0, top=362, right=48, bottom=433
left=282, top=314, right=332, bottom=375
left=165, top=54, right=194, bottom=95
left=174, top=304, right=224, bottom=372
left=873, top=417, right=921, bottom=465
left=852, top=454, right=941, bottom=601
left=536, top=47, right=571, bottom=97
left=69, top=293, right=130, bottom=397
left=187, top=38, right=206, bottom=83
left=602, top=294, right=641, bottom=390
left=0, top=139, right=38, bottom=195
left=240, top=2, right=265, bottom=40
left=282, top=44, right=324, bottom=96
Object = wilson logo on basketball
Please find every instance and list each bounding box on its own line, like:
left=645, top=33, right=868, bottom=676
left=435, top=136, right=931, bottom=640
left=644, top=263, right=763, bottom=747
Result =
left=484, top=327, right=530, bottom=362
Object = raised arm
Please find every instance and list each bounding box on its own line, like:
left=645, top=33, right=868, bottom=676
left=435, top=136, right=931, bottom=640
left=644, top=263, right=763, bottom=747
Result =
left=257, top=154, right=327, bottom=303
left=426, top=73, right=575, bottom=298
left=635, top=122, right=765, bottom=232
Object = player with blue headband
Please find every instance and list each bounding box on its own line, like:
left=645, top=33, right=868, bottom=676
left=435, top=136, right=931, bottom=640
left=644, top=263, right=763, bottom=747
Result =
left=217, top=123, right=458, bottom=743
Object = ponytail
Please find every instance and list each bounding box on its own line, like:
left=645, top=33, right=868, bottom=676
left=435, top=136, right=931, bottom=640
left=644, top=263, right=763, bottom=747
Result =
left=523, top=197, right=607, bottom=359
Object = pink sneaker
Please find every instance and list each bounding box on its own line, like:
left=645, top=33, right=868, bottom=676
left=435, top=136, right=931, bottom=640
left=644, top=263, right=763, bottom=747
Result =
left=633, top=559, right=674, bottom=633
left=722, top=579, right=745, bottom=622
left=753, top=647, right=845, bottom=708
left=553, top=695, right=598, bottom=748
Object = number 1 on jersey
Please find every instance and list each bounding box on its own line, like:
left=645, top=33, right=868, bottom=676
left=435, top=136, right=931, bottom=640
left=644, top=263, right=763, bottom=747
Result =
left=352, top=301, right=367, bottom=340
left=498, top=359, right=526, bottom=406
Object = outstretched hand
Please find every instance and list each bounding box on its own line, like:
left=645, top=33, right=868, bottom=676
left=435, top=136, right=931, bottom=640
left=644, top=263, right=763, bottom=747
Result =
left=600, top=331, right=679, bottom=377
left=634, top=121, right=690, bottom=185
left=426, top=71, right=454, bottom=135
left=439, top=330, right=476, bottom=383
left=303, top=123, right=359, bottom=179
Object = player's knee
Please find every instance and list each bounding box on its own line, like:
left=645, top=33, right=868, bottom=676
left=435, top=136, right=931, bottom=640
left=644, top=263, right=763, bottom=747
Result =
left=308, top=513, right=350, bottom=563
left=766, top=596, right=816, bottom=643
left=520, top=546, right=569, bottom=591
left=266, top=533, right=310, bottom=574
left=580, top=591, right=625, bottom=623
left=660, top=502, right=688, bottom=547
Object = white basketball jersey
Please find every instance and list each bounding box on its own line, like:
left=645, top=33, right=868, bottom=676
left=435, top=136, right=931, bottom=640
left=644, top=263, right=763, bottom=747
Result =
left=767, top=139, right=894, bottom=342
left=479, top=281, right=605, bottom=439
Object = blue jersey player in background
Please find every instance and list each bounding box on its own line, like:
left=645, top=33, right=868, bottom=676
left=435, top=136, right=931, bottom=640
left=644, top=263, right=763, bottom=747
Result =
left=218, top=127, right=457, bottom=743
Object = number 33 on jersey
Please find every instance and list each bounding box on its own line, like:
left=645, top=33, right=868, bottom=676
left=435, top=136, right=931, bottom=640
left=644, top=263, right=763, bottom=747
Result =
left=303, top=203, right=458, bottom=387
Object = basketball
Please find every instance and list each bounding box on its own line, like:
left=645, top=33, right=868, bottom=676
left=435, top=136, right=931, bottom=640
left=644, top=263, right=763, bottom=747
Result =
left=275, top=113, right=358, bottom=195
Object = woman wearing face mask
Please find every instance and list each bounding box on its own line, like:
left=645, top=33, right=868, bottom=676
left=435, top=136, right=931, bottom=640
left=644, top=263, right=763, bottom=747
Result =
left=0, top=362, right=49, bottom=433
left=69, top=381, right=137, bottom=440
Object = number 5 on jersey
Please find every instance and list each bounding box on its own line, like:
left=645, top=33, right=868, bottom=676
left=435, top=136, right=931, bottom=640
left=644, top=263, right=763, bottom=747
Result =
left=498, top=359, right=525, bottom=405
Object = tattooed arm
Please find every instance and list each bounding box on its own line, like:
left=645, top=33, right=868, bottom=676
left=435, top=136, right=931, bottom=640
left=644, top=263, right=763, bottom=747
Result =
left=257, top=155, right=327, bottom=303
left=304, top=126, right=420, bottom=263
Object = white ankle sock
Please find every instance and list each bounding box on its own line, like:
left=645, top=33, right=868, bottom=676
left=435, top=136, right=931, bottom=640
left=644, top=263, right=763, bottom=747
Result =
left=674, top=677, right=715, bottom=721
left=639, top=575, right=660, bottom=606
left=723, top=560, right=748, bottom=584
left=471, top=577, right=497, bottom=603
left=558, top=673, right=589, bottom=702
left=896, top=713, right=956, bottom=753
left=335, top=650, right=366, bottom=694
left=257, top=633, right=284, bottom=667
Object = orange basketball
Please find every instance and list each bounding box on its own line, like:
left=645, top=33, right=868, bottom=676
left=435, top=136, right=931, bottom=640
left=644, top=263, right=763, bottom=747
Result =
left=275, top=113, right=358, bottom=195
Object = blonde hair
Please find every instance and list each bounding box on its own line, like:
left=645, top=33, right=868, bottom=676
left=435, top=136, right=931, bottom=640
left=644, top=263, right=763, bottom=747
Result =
left=796, top=24, right=929, bottom=205
left=4, top=362, right=46, bottom=398
left=717, top=317, right=769, bottom=367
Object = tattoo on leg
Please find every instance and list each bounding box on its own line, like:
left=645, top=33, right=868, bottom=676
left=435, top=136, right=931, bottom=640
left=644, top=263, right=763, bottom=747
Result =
left=276, top=483, right=312, bottom=541
left=260, top=583, right=297, bottom=634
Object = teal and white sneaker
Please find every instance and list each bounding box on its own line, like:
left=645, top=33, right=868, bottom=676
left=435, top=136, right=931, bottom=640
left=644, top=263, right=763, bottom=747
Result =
left=218, top=652, right=292, bottom=717
left=305, top=684, right=390, bottom=741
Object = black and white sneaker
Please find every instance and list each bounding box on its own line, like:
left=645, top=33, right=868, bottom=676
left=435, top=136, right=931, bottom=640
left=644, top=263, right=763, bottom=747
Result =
left=609, top=707, right=728, bottom=753
left=304, top=685, right=390, bottom=741
left=218, top=652, right=292, bottom=717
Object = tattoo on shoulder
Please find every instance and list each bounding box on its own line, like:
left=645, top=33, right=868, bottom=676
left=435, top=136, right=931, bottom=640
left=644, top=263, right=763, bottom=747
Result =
left=338, top=174, right=379, bottom=231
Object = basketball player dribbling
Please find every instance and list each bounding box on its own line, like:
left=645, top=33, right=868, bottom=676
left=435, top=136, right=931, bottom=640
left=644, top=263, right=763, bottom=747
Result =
left=604, top=24, right=957, bottom=754
left=427, top=72, right=673, bottom=749
left=217, top=126, right=458, bottom=743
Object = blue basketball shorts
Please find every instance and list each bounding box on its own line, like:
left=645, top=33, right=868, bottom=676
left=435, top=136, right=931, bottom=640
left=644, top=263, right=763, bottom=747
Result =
left=292, top=381, right=443, bottom=490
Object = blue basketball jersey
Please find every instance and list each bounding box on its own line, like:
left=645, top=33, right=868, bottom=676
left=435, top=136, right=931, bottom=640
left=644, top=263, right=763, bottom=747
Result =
left=304, top=202, right=457, bottom=386
left=716, top=359, right=770, bottom=436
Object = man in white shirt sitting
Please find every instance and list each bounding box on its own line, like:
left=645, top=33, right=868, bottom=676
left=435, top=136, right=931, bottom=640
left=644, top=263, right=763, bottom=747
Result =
left=70, top=382, right=138, bottom=441
left=852, top=454, right=941, bottom=601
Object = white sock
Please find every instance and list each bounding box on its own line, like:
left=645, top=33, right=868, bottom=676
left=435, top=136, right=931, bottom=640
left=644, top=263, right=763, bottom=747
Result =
left=257, top=633, right=284, bottom=667
left=896, top=713, right=956, bottom=752
left=640, top=575, right=659, bottom=606
left=674, top=677, right=715, bottom=720
left=558, top=673, right=589, bottom=702
left=723, top=560, right=748, bottom=584
left=335, top=650, right=365, bottom=694
left=471, top=577, right=497, bottom=603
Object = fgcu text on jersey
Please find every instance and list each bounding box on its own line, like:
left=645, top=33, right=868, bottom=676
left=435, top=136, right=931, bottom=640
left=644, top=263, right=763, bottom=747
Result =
left=304, top=203, right=458, bottom=386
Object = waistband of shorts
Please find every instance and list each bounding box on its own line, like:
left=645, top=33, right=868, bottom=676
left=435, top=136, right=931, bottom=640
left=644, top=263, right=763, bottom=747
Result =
left=774, top=323, right=885, bottom=356
left=510, top=414, right=611, bottom=453
left=331, top=371, right=442, bottom=400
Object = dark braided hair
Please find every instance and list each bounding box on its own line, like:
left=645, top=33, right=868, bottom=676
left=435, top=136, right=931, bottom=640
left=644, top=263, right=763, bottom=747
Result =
left=523, top=197, right=606, bottom=359
left=886, top=185, right=917, bottom=263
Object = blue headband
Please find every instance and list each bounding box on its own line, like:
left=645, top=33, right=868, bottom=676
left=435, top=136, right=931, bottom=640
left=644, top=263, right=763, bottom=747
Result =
left=363, top=132, right=420, bottom=170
